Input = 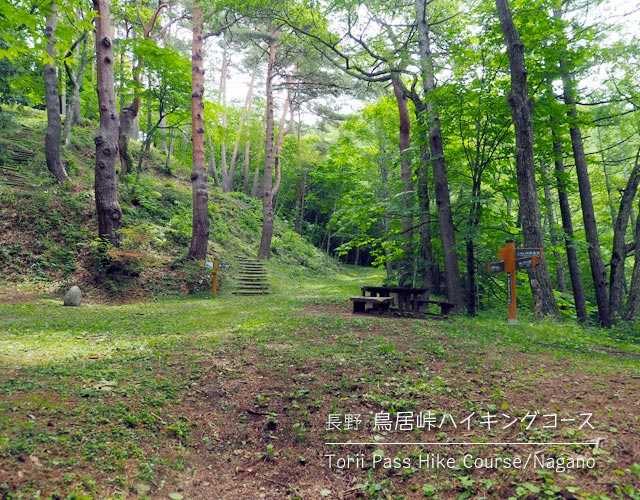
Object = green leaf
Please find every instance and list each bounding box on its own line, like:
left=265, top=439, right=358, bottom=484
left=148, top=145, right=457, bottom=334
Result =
left=423, top=484, right=436, bottom=496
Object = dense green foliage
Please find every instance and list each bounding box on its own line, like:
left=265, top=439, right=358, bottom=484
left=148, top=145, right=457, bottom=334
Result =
left=1, top=0, right=639, bottom=322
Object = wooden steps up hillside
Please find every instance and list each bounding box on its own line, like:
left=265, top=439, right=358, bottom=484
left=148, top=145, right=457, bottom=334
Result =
left=233, top=257, right=270, bottom=295
left=0, top=137, right=36, bottom=188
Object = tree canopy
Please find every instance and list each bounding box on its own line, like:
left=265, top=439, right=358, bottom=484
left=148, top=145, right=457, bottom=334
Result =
left=1, top=0, right=639, bottom=326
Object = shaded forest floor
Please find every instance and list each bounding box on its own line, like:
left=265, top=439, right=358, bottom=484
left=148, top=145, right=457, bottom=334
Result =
left=1, top=270, right=639, bottom=500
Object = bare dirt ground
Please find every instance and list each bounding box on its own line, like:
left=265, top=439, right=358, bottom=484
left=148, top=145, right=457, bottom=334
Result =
left=168, top=302, right=640, bottom=499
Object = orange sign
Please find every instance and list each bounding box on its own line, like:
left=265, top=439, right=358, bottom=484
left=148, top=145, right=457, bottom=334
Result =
left=488, top=240, right=543, bottom=323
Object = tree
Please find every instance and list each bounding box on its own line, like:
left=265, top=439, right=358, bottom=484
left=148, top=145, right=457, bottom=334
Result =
left=545, top=88, right=588, bottom=323
left=495, top=0, right=559, bottom=318
left=43, top=1, right=70, bottom=184
left=550, top=7, right=609, bottom=326
left=93, top=0, right=123, bottom=245
left=441, top=25, right=514, bottom=315
left=63, top=28, right=89, bottom=146
left=285, top=0, right=447, bottom=289
left=391, top=71, right=415, bottom=286
left=415, top=0, right=463, bottom=310
left=625, top=199, right=640, bottom=319
left=304, top=100, right=393, bottom=267
left=211, top=34, right=258, bottom=193
left=609, top=146, right=640, bottom=321
left=257, top=25, right=280, bottom=259
left=254, top=4, right=338, bottom=259
left=135, top=42, right=191, bottom=174
left=187, top=0, right=209, bottom=260
left=117, top=0, right=168, bottom=177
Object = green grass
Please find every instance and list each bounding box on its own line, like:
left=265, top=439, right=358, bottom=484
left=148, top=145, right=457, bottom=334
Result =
left=1, top=267, right=639, bottom=499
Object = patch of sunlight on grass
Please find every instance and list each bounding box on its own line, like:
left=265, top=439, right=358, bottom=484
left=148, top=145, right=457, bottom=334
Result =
left=0, top=294, right=301, bottom=367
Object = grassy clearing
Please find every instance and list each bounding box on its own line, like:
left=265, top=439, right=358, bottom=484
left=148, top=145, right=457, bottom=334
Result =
left=1, top=267, right=639, bottom=499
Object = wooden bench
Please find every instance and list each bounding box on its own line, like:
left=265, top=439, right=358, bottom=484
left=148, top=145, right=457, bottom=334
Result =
left=417, top=299, right=456, bottom=317
left=350, top=296, right=394, bottom=313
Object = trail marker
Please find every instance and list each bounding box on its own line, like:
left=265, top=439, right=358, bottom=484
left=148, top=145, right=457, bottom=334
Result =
left=488, top=240, right=543, bottom=324
left=199, top=259, right=220, bottom=298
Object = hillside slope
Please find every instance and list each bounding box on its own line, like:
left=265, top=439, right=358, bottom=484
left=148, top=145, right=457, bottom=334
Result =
left=0, top=107, right=334, bottom=301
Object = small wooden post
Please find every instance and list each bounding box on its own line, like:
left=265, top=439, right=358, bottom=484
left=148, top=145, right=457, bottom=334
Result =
left=501, top=240, right=517, bottom=323
left=212, top=259, right=219, bottom=298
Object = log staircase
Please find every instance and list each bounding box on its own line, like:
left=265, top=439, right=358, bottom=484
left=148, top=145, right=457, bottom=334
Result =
left=233, top=257, right=270, bottom=295
left=0, top=127, right=35, bottom=188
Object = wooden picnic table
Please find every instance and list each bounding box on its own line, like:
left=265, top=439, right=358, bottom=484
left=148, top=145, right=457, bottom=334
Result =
left=361, top=285, right=428, bottom=314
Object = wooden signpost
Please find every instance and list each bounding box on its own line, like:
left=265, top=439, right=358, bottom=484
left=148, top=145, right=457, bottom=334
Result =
left=488, top=240, right=543, bottom=324
left=199, top=259, right=220, bottom=298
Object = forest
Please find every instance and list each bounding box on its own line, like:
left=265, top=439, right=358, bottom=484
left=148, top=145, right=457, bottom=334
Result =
left=2, top=0, right=640, bottom=327
left=1, top=0, right=640, bottom=498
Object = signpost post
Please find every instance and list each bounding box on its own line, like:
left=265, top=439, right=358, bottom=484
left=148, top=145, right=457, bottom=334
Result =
left=199, top=259, right=220, bottom=298
left=211, top=259, right=219, bottom=298
left=488, top=240, right=543, bottom=324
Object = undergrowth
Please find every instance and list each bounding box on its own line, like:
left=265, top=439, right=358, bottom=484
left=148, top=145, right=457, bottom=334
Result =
left=0, top=106, right=331, bottom=299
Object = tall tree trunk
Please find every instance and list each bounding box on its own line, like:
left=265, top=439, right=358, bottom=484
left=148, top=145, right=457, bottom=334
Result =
left=258, top=33, right=278, bottom=260
left=208, top=149, right=221, bottom=187
left=561, top=74, right=610, bottom=326
left=416, top=0, right=463, bottom=309
left=144, top=70, right=153, bottom=153
left=252, top=158, right=261, bottom=198
left=44, top=1, right=70, bottom=184
left=70, top=34, right=87, bottom=129
left=412, top=101, right=435, bottom=293
left=610, top=146, right=640, bottom=321
left=93, top=0, right=123, bottom=245
left=378, top=138, right=395, bottom=280
left=597, top=128, right=617, bottom=226
left=64, top=31, right=89, bottom=146
left=465, top=175, right=483, bottom=316
left=60, top=71, right=66, bottom=117
left=118, top=109, right=136, bottom=177
left=624, top=201, right=640, bottom=320
left=159, top=114, right=167, bottom=152
left=392, top=72, right=415, bottom=287
left=541, top=158, right=567, bottom=293
left=496, top=0, right=559, bottom=318
left=273, top=87, right=294, bottom=197
left=207, top=135, right=220, bottom=185
left=244, top=140, right=252, bottom=195
left=219, top=32, right=230, bottom=191
left=187, top=0, right=209, bottom=260
left=226, top=67, right=257, bottom=192
left=552, top=9, right=609, bottom=326
left=551, top=118, right=588, bottom=323
left=294, top=114, right=305, bottom=235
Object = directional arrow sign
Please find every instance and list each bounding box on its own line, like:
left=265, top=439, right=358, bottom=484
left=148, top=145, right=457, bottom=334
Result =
left=515, top=255, right=538, bottom=270
left=515, top=247, right=543, bottom=259
left=488, top=261, right=506, bottom=274
left=490, top=241, right=545, bottom=324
